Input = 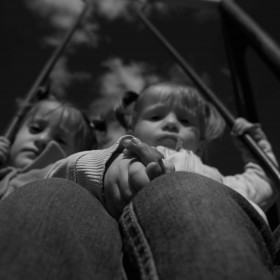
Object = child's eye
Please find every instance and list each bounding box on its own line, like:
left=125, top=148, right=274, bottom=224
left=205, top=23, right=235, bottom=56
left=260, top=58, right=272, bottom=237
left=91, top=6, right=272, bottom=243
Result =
left=148, top=115, right=161, bottom=121
left=56, top=138, right=66, bottom=145
left=29, top=124, right=42, bottom=133
left=180, top=119, right=191, bottom=126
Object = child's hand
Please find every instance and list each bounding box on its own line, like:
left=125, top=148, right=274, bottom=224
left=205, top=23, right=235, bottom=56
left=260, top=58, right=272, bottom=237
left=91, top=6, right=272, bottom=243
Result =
left=104, top=137, right=174, bottom=219
left=231, top=117, right=261, bottom=138
left=123, top=137, right=174, bottom=180
left=231, top=117, right=278, bottom=165
left=0, top=136, right=10, bottom=165
left=231, top=117, right=262, bottom=150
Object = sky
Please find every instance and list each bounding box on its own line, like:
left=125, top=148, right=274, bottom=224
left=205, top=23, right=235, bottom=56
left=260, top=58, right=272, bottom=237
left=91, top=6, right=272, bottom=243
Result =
left=1, top=0, right=280, bottom=178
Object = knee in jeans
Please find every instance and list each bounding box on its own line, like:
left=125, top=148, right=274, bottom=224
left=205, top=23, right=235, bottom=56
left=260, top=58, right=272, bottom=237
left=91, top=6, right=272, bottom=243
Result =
left=5, top=178, right=85, bottom=206
left=150, top=171, right=224, bottom=195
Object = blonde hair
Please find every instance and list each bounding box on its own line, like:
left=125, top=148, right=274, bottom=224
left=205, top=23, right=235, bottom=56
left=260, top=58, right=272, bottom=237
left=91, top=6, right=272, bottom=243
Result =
left=18, top=97, right=96, bottom=151
left=117, top=82, right=225, bottom=147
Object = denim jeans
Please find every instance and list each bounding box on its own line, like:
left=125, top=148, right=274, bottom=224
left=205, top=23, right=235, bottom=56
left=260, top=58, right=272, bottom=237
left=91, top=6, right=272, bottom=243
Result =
left=0, top=172, right=276, bottom=279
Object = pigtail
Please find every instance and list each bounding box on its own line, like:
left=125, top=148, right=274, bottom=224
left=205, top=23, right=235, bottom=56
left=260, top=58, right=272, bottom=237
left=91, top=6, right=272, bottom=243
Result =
left=115, top=91, right=139, bottom=129
left=91, top=116, right=110, bottom=147
left=203, top=102, right=226, bottom=142
left=91, top=117, right=107, bottom=132
left=36, top=81, right=51, bottom=101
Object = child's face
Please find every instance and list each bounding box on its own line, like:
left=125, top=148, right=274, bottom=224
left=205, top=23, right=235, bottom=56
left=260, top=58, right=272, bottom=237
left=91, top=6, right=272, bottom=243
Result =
left=9, top=101, right=78, bottom=169
left=133, top=93, right=201, bottom=152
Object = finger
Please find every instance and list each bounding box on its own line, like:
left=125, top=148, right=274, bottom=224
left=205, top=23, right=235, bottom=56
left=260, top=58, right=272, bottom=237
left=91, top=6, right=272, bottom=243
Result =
left=0, top=142, right=10, bottom=150
left=147, top=159, right=175, bottom=180
left=118, top=171, right=134, bottom=205
left=232, top=121, right=242, bottom=136
left=123, top=138, right=163, bottom=165
left=146, top=162, right=162, bottom=180
left=0, top=147, right=7, bottom=155
left=128, top=161, right=150, bottom=193
left=123, top=137, right=164, bottom=159
left=232, top=118, right=247, bottom=135
left=0, top=136, right=9, bottom=143
left=0, top=154, right=7, bottom=164
left=162, top=159, right=175, bottom=174
left=233, top=118, right=256, bottom=136
left=105, top=182, right=124, bottom=219
left=122, top=148, right=136, bottom=158
left=0, top=139, right=10, bottom=148
left=0, top=148, right=9, bottom=164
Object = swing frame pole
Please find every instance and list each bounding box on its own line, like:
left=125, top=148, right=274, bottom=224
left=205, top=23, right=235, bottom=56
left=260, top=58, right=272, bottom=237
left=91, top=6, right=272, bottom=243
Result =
left=4, top=1, right=90, bottom=141
left=135, top=3, right=280, bottom=187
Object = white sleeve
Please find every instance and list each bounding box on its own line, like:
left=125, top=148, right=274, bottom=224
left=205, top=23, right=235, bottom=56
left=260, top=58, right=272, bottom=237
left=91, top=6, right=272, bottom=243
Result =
left=45, top=136, right=132, bottom=204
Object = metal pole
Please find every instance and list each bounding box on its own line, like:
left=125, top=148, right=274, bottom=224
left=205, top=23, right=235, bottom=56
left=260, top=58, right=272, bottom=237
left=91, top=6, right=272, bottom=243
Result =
left=4, top=1, right=90, bottom=141
left=221, top=13, right=259, bottom=121
left=135, top=5, right=280, bottom=187
left=220, top=0, right=280, bottom=80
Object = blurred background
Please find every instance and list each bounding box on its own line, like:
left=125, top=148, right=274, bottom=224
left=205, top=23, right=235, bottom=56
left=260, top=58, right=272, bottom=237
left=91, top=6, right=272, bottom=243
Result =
left=1, top=0, right=280, bottom=225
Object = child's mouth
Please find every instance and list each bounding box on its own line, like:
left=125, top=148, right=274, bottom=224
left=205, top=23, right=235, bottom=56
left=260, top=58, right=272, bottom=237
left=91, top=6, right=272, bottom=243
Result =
left=22, top=149, right=39, bottom=158
left=157, top=136, right=177, bottom=150
left=157, top=136, right=183, bottom=151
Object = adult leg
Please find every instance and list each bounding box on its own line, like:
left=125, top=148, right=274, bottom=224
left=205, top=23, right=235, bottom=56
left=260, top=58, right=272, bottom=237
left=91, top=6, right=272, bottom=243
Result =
left=120, top=172, right=276, bottom=280
left=0, top=178, right=125, bottom=280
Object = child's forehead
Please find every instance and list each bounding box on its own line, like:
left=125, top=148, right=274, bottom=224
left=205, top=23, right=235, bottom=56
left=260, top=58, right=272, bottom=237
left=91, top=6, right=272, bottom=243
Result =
left=26, top=101, right=77, bottom=131
left=30, top=100, right=61, bottom=113
left=29, top=102, right=65, bottom=119
left=39, top=100, right=62, bottom=110
left=139, top=90, right=189, bottom=109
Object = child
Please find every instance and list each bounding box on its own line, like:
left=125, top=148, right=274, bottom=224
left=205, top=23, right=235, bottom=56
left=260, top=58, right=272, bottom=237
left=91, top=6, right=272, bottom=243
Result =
left=114, top=81, right=279, bottom=222
left=0, top=96, right=96, bottom=199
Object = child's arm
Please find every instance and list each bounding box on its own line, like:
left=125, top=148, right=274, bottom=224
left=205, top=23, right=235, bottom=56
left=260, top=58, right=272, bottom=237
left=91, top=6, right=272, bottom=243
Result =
left=223, top=117, right=279, bottom=211
left=45, top=136, right=174, bottom=218
left=0, top=137, right=10, bottom=165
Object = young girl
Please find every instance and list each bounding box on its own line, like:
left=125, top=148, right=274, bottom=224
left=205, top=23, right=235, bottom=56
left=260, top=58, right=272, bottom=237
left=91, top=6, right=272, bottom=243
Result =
left=0, top=96, right=96, bottom=199
left=115, top=81, right=279, bottom=222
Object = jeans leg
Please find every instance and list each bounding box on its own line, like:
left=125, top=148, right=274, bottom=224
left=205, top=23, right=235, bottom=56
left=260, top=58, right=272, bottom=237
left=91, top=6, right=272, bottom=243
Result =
left=0, top=178, right=125, bottom=280
left=120, top=172, right=276, bottom=280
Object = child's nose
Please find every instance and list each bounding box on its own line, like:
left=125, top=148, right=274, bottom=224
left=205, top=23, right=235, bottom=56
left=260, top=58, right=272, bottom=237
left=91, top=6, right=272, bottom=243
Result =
left=163, top=114, right=179, bottom=132
left=34, top=133, right=52, bottom=151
